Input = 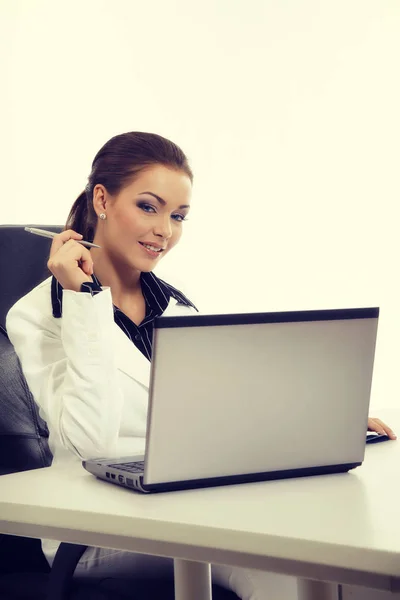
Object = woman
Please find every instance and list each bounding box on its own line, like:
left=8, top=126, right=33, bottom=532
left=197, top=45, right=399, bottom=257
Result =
left=6, top=132, right=396, bottom=599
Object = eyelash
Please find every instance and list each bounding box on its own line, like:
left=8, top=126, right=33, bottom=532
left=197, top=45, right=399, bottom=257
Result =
left=138, top=202, right=188, bottom=222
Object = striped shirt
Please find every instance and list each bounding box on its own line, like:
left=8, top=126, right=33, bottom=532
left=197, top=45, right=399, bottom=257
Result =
left=51, top=273, right=197, bottom=361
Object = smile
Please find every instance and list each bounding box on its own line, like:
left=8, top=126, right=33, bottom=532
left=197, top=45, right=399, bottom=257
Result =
left=138, top=242, right=165, bottom=258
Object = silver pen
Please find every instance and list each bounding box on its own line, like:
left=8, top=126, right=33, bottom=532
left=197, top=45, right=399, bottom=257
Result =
left=24, top=227, right=101, bottom=249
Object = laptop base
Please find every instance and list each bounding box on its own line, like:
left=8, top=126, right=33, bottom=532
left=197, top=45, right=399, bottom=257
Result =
left=83, top=460, right=361, bottom=494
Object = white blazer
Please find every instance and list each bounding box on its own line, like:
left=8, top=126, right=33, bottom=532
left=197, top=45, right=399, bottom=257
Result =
left=6, top=277, right=196, bottom=467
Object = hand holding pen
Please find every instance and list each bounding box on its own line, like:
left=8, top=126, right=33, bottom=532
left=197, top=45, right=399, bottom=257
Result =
left=25, top=227, right=99, bottom=292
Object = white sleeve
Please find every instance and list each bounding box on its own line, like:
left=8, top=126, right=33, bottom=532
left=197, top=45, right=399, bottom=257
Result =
left=6, top=288, right=124, bottom=460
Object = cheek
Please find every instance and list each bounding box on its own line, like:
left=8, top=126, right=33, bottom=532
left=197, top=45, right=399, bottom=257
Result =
left=170, top=226, right=183, bottom=247
left=116, top=213, right=143, bottom=238
left=163, top=229, right=181, bottom=256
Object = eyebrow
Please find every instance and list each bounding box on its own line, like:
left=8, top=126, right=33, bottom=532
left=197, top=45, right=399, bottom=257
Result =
left=139, top=191, right=190, bottom=210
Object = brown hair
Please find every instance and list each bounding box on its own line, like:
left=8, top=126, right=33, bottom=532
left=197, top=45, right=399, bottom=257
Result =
left=65, top=132, right=193, bottom=242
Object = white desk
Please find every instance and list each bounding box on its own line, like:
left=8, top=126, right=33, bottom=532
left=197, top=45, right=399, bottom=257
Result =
left=1, top=410, right=399, bottom=600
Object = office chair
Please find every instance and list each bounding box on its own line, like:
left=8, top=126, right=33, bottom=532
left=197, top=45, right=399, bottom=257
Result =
left=0, top=225, right=239, bottom=600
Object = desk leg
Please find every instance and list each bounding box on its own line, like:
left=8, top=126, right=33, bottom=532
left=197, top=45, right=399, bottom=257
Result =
left=297, top=579, right=339, bottom=600
left=174, top=559, right=212, bottom=600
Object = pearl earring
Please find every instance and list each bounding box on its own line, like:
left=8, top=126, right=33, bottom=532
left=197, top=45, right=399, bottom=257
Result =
left=99, top=213, right=106, bottom=220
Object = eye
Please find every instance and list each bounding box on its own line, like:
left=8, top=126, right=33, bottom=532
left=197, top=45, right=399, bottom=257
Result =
left=138, top=202, right=157, bottom=213
left=172, top=214, right=188, bottom=223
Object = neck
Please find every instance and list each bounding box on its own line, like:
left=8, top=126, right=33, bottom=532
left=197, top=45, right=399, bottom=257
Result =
left=89, top=247, right=143, bottom=305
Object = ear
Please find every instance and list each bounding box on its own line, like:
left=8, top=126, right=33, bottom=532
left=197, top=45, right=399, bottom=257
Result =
left=92, top=184, right=109, bottom=217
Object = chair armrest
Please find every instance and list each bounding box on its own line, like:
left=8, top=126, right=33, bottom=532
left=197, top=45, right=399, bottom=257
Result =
left=46, top=542, right=87, bottom=600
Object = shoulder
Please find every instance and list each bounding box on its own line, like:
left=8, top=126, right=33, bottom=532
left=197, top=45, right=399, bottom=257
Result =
left=141, top=271, right=199, bottom=313
left=157, top=276, right=198, bottom=312
left=163, top=299, right=198, bottom=317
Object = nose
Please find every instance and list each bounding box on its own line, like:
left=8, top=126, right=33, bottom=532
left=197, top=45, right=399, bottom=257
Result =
left=154, top=214, right=172, bottom=240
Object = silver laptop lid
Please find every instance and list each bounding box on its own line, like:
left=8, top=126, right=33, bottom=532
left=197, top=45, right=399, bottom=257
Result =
left=144, top=308, right=379, bottom=486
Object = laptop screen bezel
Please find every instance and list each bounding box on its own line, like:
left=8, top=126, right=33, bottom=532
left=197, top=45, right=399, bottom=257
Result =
left=154, top=307, right=379, bottom=330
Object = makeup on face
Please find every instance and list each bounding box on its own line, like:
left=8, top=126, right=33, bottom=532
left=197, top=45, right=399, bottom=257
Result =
left=95, top=165, right=192, bottom=270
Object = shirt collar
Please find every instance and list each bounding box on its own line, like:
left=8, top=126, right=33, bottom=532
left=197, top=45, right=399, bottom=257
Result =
left=51, top=271, right=197, bottom=319
left=140, top=271, right=197, bottom=314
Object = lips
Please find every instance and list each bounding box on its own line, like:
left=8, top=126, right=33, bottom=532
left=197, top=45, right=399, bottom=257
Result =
left=138, top=242, right=165, bottom=259
left=138, top=242, right=165, bottom=252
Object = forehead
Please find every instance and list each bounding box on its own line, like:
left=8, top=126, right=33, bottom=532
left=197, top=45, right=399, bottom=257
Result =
left=125, top=165, right=192, bottom=203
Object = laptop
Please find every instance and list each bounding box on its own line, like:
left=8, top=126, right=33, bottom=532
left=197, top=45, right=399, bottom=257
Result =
left=83, top=307, right=379, bottom=493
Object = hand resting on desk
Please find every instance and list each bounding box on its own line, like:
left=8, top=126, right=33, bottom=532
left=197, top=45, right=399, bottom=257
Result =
left=367, top=417, right=396, bottom=440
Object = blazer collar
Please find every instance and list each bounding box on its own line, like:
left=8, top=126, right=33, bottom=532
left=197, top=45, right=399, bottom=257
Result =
left=50, top=275, right=197, bottom=387
left=113, top=320, right=151, bottom=387
left=114, top=296, right=193, bottom=386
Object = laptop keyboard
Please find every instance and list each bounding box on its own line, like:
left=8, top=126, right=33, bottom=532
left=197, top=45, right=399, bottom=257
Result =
left=108, top=461, right=144, bottom=473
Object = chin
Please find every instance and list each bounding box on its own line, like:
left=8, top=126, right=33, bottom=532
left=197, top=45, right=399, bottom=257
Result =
left=132, top=255, right=162, bottom=273
left=119, top=250, right=161, bottom=273
left=139, top=263, right=158, bottom=273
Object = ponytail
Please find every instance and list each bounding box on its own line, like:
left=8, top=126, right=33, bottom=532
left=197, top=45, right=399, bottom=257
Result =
left=65, top=189, right=96, bottom=243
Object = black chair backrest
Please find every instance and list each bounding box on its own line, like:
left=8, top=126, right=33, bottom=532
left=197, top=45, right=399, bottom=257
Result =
left=0, top=224, right=62, bottom=475
left=0, top=225, right=62, bottom=330
left=0, top=225, right=63, bottom=575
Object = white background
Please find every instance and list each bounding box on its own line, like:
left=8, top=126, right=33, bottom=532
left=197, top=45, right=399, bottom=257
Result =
left=1, top=0, right=399, bottom=414
left=1, top=4, right=399, bottom=598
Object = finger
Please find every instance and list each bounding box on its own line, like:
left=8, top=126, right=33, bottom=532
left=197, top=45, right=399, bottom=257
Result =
left=370, top=418, right=397, bottom=440
left=61, top=241, right=94, bottom=275
left=367, top=418, right=386, bottom=435
left=49, top=229, right=83, bottom=257
left=78, top=254, right=94, bottom=276
left=368, top=418, right=397, bottom=439
left=48, top=239, right=93, bottom=276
